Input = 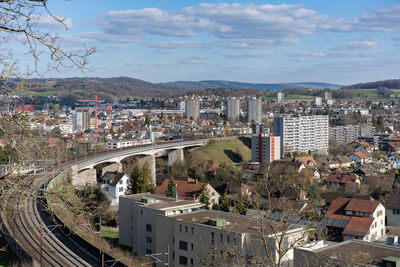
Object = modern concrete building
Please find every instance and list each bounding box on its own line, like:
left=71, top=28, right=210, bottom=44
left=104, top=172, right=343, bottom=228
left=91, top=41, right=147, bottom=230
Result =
left=251, top=134, right=281, bottom=163
left=313, top=96, right=322, bottom=106
left=155, top=210, right=314, bottom=267
left=177, top=101, right=185, bottom=111
left=247, top=98, right=262, bottom=123
left=251, top=122, right=269, bottom=135
left=274, top=115, right=329, bottom=154
left=277, top=92, right=285, bottom=105
left=226, top=98, right=240, bottom=122
left=324, top=91, right=332, bottom=101
left=119, top=193, right=203, bottom=256
left=184, top=99, right=200, bottom=121
left=330, top=125, right=361, bottom=144
left=72, top=111, right=90, bottom=132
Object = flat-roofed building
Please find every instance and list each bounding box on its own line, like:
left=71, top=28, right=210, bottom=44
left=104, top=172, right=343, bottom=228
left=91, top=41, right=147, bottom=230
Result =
left=156, top=210, right=315, bottom=267
left=226, top=98, right=240, bottom=122
left=184, top=99, right=200, bottom=121
left=119, top=193, right=203, bottom=256
left=247, top=98, right=262, bottom=123
left=251, top=134, right=281, bottom=163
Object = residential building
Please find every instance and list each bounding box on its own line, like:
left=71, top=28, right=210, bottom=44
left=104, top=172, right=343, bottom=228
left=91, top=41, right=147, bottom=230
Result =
left=295, top=240, right=400, bottom=267
left=313, top=96, right=322, bottom=106
left=390, top=154, right=400, bottom=169
left=156, top=179, right=220, bottom=207
left=247, top=98, right=262, bottom=123
left=72, top=111, right=90, bottom=132
left=184, top=99, right=200, bottom=121
left=118, top=193, right=203, bottom=256
left=251, top=134, right=281, bottom=163
left=326, top=173, right=361, bottom=188
left=177, top=101, right=185, bottom=111
left=330, top=125, right=360, bottom=144
left=360, top=126, right=377, bottom=137
left=155, top=209, right=315, bottom=267
left=348, top=151, right=372, bottom=165
left=386, top=193, right=400, bottom=226
left=322, top=197, right=385, bottom=242
left=324, top=91, right=332, bottom=101
left=273, top=115, right=329, bottom=154
left=251, top=122, right=269, bottom=135
left=277, top=92, right=285, bottom=105
left=226, top=98, right=240, bottom=122
left=100, top=171, right=130, bottom=205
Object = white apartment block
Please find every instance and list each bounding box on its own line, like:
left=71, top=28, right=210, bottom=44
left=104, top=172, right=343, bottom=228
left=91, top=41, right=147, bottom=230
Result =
left=184, top=99, right=200, bottom=121
left=274, top=115, right=329, bottom=154
left=155, top=210, right=312, bottom=267
left=330, top=125, right=361, bottom=144
left=251, top=135, right=281, bottom=163
left=72, top=111, right=90, bottom=132
left=277, top=92, right=285, bottom=105
left=247, top=98, right=262, bottom=123
left=119, top=193, right=203, bottom=256
left=226, top=98, right=240, bottom=122
left=313, top=96, right=322, bottom=106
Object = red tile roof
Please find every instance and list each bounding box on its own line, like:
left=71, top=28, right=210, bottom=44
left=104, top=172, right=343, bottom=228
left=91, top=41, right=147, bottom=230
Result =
left=326, top=173, right=360, bottom=184
left=157, top=179, right=208, bottom=200
left=342, top=217, right=374, bottom=237
left=345, top=198, right=379, bottom=213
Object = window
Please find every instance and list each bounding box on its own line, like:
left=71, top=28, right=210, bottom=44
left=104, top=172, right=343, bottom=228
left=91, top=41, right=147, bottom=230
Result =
left=104, top=187, right=109, bottom=192
left=191, top=227, right=194, bottom=235
left=179, top=256, right=188, bottom=266
left=146, top=236, right=152, bottom=244
left=190, top=258, right=194, bottom=266
left=146, top=249, right=152, bottom=255
left=377, top=210, right=383, bottom=217
left=146, top=224, right=152, bottom=232
left=179, top=225, right=182, bottom=232
left=119, top=187, right=124, bottom=192
left=119, top=180, right=123, bottom=185
left=211, top=192, right=215, bottom=196
left=185, top=226, right=188, bottom=233
left=227, top=235, right=230, bottom=244
left=141, top=209, right=144, bottom=216
left=179, top=240, right=188, bottom=251
left=220, top=233, right=223, bottom=242
left=191, top=243, right=194, bottom=251
left=394, top=209, right=400, bottom=215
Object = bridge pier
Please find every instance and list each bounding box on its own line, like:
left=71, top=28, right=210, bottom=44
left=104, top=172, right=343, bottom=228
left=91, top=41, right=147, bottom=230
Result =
left=101, top=162, right=123, bottom=176
left=70, top=165, right=97, bottom=188
left=168, top=148, right=184, bottom=166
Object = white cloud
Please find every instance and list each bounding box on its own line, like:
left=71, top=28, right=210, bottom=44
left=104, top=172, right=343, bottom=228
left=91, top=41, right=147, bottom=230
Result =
left=37, top=15, right=72, bottom=30
left=180, top=56, right=205, bottom=64
left=148, top=41, right=211, bottom=49
left=227, top=51, right=275, bottom=58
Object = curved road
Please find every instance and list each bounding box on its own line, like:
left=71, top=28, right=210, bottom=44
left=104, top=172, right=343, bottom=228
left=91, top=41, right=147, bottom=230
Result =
left=1, top=139, right=207, bottom=266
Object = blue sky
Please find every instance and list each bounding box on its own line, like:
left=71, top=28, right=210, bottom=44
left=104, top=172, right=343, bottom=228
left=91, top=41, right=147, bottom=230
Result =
left=26, top=0, right=400, bottom=85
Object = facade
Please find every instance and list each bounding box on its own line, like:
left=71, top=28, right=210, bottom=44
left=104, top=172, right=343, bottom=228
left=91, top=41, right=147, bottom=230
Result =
left=251, top=122, right=269, bottom=135
left=155, top=210, right=312, bottom=267
left=100, top=171, right=130, bottom=205
left=330, top=125, right=360, bottom=144
left=313, top=96, right=322, bottom=106
left=386, top=193, right=400, bottom=226
left=184, top=99, right=200, bottom=121
left=251, top=134, right=281, bottom=163
left=247, top=98, right=262, bottom=123
left=273, top=115, right=329, bottom=154
left=72, top=111, right=90, bottom=132
left=119, top=193, right=203, bottom=256
left=277, top=92, right=285, bottom=105
left=177, top=101, right=185, bottom=111
left=226, top=98, right=240, bottom=122
left=324, top=91, right=332, bottom=100
left=360, top=126, right=377, bottom=137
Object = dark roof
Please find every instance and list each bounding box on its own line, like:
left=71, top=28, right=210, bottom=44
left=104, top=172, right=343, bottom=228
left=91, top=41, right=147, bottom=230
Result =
left=324, top=192, right=372, bottom=205
left=102, top=171, right=128, bottom=186
left=208, top=181, right=244, bottom=195
left=326, top=173, right=360, bottom=184
left=386, top=193, right=400, bottom=210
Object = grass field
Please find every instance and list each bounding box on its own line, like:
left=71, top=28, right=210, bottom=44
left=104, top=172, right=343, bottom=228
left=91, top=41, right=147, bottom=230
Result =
left=187, top=137, right=251, bottom=164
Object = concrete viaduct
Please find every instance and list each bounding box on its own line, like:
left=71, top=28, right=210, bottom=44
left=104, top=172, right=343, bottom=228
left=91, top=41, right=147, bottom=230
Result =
left=70, top=140, right=208, bottom=187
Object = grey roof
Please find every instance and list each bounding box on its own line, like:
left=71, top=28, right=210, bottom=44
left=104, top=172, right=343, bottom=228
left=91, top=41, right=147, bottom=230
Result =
left=102, top=171, right=128, bottom=186
left=386, top=193, right=400, bottom=210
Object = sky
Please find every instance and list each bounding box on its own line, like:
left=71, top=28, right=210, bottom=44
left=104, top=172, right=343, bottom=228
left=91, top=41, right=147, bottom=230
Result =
left=21, top=0, right=400, bottom=85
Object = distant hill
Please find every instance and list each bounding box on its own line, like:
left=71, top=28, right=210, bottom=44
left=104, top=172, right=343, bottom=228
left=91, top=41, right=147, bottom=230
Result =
left=18, top=77, right=187, bottom=99
left=160, top=80, right=342, bottom=91
left=342, top=79, right=400, bottom=89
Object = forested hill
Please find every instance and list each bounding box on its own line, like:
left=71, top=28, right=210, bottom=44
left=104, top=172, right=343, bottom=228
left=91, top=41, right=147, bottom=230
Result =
left=342, top=79, right=400, bottom=89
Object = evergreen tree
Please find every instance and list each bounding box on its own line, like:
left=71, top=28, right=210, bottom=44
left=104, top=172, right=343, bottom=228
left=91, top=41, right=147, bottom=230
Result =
left=211, top=203, right=220, bottom=210
left=219, top=192, right=230, bottom=212
left=165, top=178, right=177, bottom=198
left=235, top=198, right=247, bottom=215
left=127, top=163, right=155, bottom=194
left=199, top=185, right=210, bottom=209
left=145, top=115, right=151, bottom=126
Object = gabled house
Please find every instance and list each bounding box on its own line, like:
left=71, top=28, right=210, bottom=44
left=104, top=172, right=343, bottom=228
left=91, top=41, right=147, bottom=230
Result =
left=383, top=142, right=400, bottom=154
left=386, top=193, right=400, bottom=226
left=326, top=173, right=361, bottom=188
left=350, top=140, right=373, bottom=153
left=389, top=154, right=400, bottom=169
left=294, top=156, right=318, bottom=168
left=377, top=155, right=393, bottom=171
left=156, top=179, right=220, bottom=208
left=348, top=151, right=372, bottom=165
left=322, top=197, right=385, bottom=242
left=100, top=171, right=130, bottom=205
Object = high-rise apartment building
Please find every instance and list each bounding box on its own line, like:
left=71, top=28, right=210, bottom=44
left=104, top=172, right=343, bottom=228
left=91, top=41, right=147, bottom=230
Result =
left=324, top=91, right=332, bottom=100
left=313, top=96, right=322, bottom=106
left=184, top=99, right=200, bottom=120
left=277, top=92, right=285, bottom=105
left=177, top=101, right=185, bottom=111
left=72, top=111, right=90, bottom=132
left=251, top=135, right=280, bottom=163
left=330, top=125, right=361, bottom=144
left=247, top=98, right=262, bottom=123
left=226, top=98, right=240, bottom=122
left=274, top=115, right=329, bottom=154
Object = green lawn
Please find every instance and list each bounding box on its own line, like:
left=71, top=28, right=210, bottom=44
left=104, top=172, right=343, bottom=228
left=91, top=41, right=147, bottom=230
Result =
left=187, top=138, right=251, bottom=164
